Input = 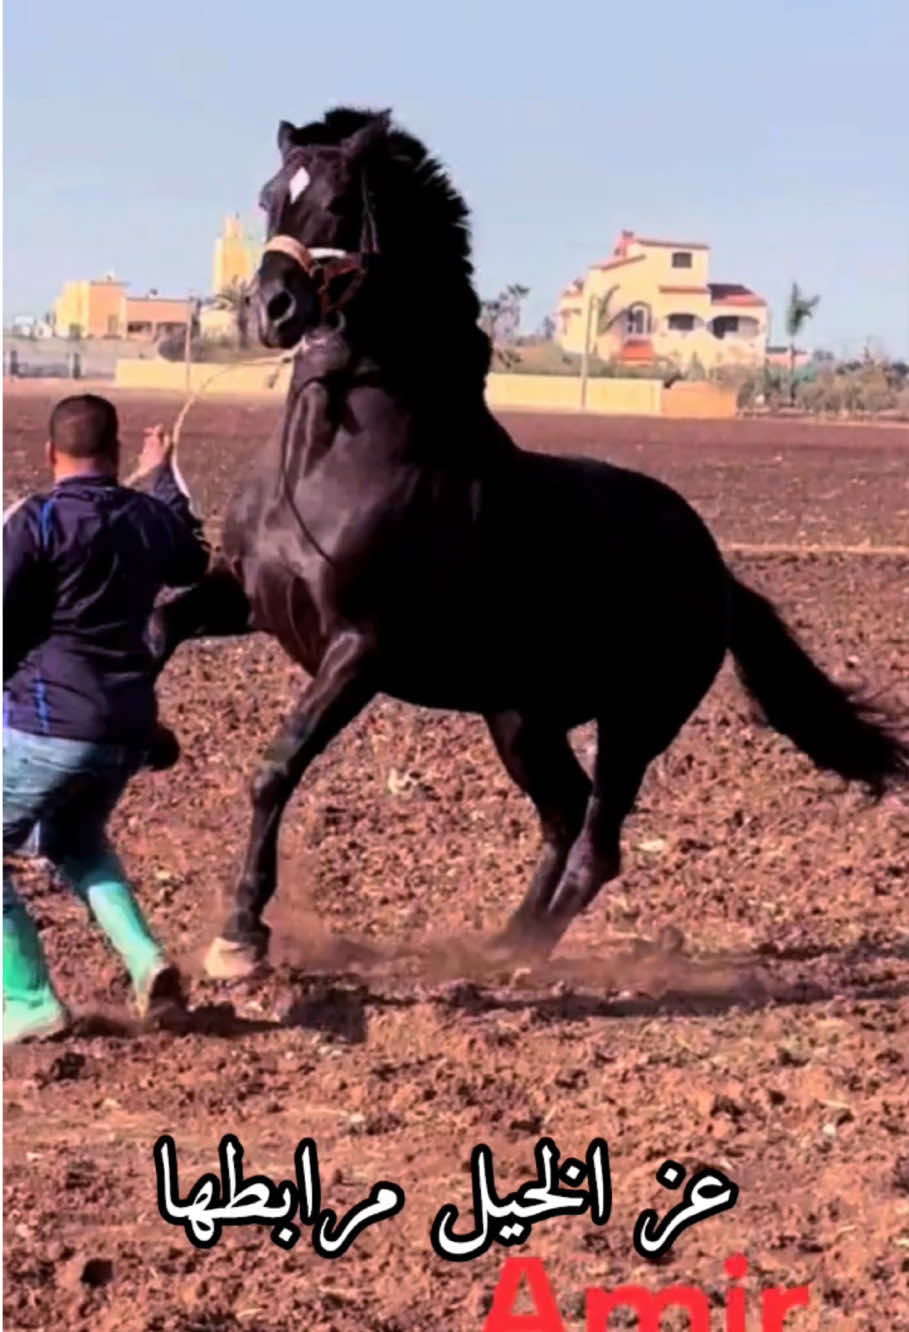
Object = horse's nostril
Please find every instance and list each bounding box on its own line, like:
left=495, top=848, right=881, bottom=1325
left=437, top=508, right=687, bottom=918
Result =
left=266, top=290, right=294, bottom=323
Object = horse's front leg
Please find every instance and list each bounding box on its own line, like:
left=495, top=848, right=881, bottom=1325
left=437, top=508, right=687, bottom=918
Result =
left=204, top=631, right=377, bottom=979
left=147, top=563, right=252, bottom=676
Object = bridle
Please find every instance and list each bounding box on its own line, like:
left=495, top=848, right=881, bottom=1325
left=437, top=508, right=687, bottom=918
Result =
left=261, top=236, right=371, bottom=323
left=259, top=162, right=382, bottom=568
left=261, top=163, right=380, bottom=323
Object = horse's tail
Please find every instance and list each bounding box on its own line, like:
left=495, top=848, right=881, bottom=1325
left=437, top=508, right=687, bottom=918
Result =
left=727, top=574, right=908, bottom=797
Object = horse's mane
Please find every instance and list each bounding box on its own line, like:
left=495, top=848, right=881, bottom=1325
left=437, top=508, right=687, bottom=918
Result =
left=289, top=108, right=480, bottom=323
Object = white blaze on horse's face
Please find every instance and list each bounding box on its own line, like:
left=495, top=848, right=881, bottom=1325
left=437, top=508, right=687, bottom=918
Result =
left=288, top=165, right=310, bottom=203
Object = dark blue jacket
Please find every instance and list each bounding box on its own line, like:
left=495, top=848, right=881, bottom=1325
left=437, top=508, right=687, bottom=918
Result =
left=3, top=462, right=209, bottom=746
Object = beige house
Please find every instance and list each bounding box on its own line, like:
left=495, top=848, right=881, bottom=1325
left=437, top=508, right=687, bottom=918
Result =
left=556, top=230, right=767, bottom=371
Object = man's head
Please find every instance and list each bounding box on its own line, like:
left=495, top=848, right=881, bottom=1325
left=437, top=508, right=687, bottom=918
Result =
left=46, top=394, right=120, bottom=479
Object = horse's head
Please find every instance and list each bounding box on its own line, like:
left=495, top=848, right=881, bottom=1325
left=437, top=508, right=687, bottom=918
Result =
left=255, top=110, right=390, bottom=349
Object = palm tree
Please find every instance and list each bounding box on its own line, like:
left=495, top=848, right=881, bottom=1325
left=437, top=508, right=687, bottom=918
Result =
left=479, top=297, right=503, bottom=342
left=214, top=276, right=252, bottom=350
left=580, top=285, right=619, bottom=375
left=594, top=284, right=621, bottom=346
left=785, top=282, right=820, bottom=403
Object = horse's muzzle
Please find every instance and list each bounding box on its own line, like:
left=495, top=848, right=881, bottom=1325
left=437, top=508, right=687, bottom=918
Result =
left=257, top=282, right=297, bottom=347
left=256, top=252, right=321, bottom=348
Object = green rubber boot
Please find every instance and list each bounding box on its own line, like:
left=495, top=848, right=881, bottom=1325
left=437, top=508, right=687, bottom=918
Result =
left=2, top=904, right=70, bottom=1045
left=84, top=878, right=183, bottom=1018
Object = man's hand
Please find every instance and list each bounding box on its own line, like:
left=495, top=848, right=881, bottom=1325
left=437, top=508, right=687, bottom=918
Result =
left=136, top=425, right=174, bottom=477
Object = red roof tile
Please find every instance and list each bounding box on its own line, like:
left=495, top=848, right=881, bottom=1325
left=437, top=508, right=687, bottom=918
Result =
left=709, top=282, right=766, bottom=307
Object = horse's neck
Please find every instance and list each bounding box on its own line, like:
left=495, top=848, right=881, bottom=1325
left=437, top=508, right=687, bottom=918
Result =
left=355, top=265, right=489, bottom=392
left=278, top=339, right=511, bottom=477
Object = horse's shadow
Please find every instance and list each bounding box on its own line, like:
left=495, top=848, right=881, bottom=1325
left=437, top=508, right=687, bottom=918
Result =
left=71, top=991, right=369, bottom=1042
left=430, top=973, right=909, bottom=1023
left=280, top=984, right=370, bottom=1043
left=272, top=929, right=909, bottom=1028
left=69, top=1003, right=280, bottom=1041
left=68, top=933, right=909, bottom=1044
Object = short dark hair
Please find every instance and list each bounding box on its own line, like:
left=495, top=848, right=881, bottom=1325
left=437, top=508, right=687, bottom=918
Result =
left=49, top=394, right=119, bottom=460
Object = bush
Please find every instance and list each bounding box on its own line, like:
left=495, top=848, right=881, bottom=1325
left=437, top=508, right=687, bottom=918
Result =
left=796, top=371, right=842, bottom=415
left=851, top=368, right=891, bottom=413
left=492, top=340, right=680, bottom=380
left=156, top=334, right=271, bottom=365
left=494, top=340, right=577, bottom=375
left=709, top=364, right=763, bottom=409
left=794, top=365, right=900, bottom=416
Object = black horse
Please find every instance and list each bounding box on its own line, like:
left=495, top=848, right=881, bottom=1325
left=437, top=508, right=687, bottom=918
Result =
left=151, top=107, right=907, bottom=980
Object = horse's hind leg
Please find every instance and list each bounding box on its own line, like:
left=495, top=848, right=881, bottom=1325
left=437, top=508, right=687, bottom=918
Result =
left=540, top=708, right=686, bottom=948
left=205, top=631, right=376, bottom=979
left=485, top=711, right=591, bottom=952
left=147, top=564, right=252, bottom=675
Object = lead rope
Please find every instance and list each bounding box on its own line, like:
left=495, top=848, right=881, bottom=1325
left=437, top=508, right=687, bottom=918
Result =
left=123, top=337, right=346, bottom=569
left=122, top=347, right=298, bottom=488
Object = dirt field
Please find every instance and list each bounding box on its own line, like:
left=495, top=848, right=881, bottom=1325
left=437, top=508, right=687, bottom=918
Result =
left=3, top=385, right=908, bottom=1331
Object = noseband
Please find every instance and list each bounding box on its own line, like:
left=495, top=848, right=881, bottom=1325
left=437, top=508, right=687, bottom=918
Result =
left=262, top=236, right=370, bottom=321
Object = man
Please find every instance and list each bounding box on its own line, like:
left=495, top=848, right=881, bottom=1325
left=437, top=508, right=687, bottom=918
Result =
left=3, top=393, right=209, bottom=1044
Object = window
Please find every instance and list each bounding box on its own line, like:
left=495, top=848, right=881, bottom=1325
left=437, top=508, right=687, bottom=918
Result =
left=626, top=304, right=650, bottom=335
left=106, top=314, right=119, bottom=336
left=671, top=251, right=693, bottom=268
left=711, top=315, right=740, bottom=339
left=668, top=313, right=696, bottom=331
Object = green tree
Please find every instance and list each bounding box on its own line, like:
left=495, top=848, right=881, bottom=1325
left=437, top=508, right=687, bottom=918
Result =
left=785, top=282, right=820, bottom=403
left=480, top=284, right=530, bottom=368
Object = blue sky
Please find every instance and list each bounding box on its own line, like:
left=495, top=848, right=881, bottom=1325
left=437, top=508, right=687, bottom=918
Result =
left=4, top=0, right=909, bottom=355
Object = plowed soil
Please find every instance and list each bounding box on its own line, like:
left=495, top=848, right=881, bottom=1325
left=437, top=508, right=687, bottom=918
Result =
left=3, top=384, right=908, bottom=1331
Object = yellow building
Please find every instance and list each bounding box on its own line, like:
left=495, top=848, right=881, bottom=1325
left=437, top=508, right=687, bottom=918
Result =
left=52, top=216, right=260, bottom=341
left=53, top=277, right=190, bottom=341
left=54, top=277, right=126, bottom=339
left=122, top=295, right=190, bottom=339
left=556, top=230, right=767, bottom=372
left=212, top=214, right=261, bottom=296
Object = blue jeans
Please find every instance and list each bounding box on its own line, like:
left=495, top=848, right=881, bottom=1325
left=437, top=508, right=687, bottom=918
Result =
left=3, top=727, right=164, bottom=1009
left=3, top=729, right=141, bottom=889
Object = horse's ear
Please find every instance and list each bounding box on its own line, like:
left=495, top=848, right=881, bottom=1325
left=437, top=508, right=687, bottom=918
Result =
left=277, top=120, right=297, bottom=158
left=342, top=110, right=391, bottom=161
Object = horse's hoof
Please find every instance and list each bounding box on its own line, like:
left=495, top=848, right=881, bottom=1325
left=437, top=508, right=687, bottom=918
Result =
left=204, top=936, right=268, bottom=980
